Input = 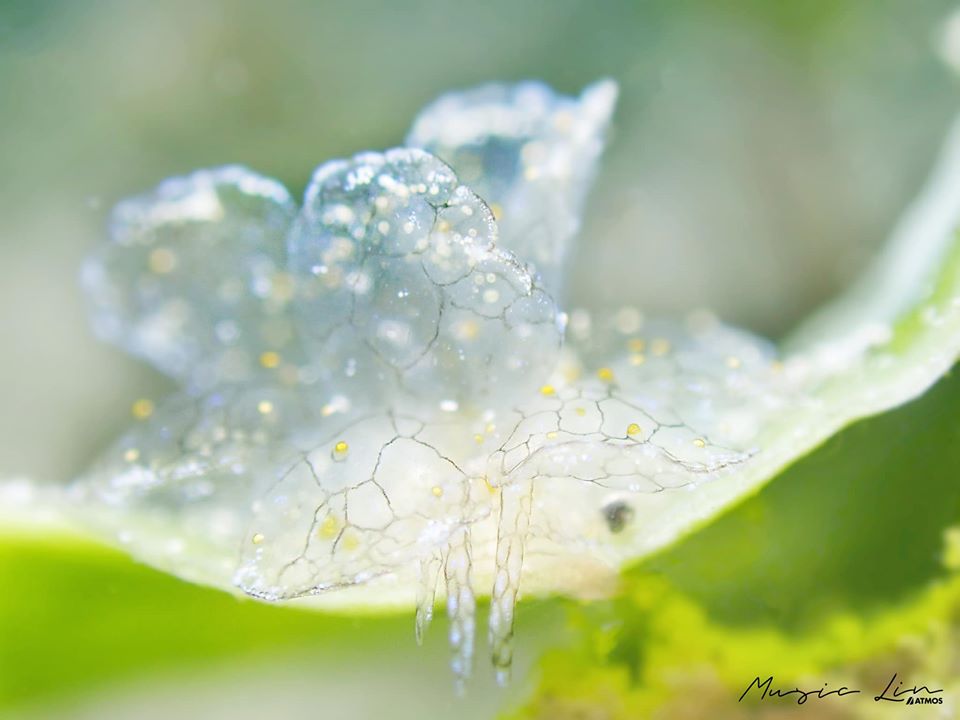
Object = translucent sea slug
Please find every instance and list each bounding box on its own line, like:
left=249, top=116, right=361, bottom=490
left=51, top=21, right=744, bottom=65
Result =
left=28, top=79, right=960, bottom=686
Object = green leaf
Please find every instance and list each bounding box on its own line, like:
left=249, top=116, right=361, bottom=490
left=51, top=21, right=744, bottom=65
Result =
left=507, top=367, right=960, bottom=717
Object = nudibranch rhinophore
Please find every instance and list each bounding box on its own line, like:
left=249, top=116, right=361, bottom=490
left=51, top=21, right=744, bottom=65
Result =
left=62, top=79, right=960, bottom=686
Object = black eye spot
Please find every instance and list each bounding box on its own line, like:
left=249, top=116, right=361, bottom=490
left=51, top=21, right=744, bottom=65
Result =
left=603, top=500, right=634, bottom=533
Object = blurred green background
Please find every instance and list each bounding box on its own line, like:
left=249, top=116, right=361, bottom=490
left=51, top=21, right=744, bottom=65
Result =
left=2, top=1, right=960, bottom=718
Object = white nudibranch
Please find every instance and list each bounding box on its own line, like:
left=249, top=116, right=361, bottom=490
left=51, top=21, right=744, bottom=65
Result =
left=61, top=78, right=960, bottom=687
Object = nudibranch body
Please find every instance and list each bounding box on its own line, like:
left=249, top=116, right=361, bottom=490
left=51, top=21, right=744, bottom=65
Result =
left=66, top=78, right=960, bottom=685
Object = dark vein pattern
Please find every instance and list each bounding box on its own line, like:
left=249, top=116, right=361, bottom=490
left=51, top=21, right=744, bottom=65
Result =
left=287, top=149, right=561, bottom=417
left=69, top=79, right=795, bottom=686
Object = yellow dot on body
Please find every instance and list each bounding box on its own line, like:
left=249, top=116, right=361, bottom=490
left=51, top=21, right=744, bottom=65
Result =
left=252, top=533, right=264, bottom=545
left=342, top=533, right=360, bottom=551
left=319, top=515, right=340, bottom=539
left=693, top=438, right=706, bottom=448
left=629, top=354, right=646, bottom=366
left=651, top=338, right=671, bottom=356
left=431, top=486, right=443, bottom=497
left=333, top=440, right=349, bottom=459
left=726, top=356, right=742, bottom=369
left=483, top=289, right=500, bottom=304
left=627, top=423, right=641, bottom=437
left=456, top=320, right=479, bottom=340
left=546, top=431, right=559, bottom=440
left=259, top=351, right=281, bottom=369
left=131, top=398, right=154, bottom=420
left=485, top=423, right=496, bottom=434
left=575, top=407, right=586, bottom=417
left=540, top=384, right=555, bottom=396
left=123, top=448, right=140, bottom=462
left=148, top=247, right=177, bottom=274
left=473, top=433, right=484, bottom=445
left=257, top=400, right=274, bottom=415
left=597, top=367, right=615, bottom=382
left=628, top=338, right=645, bottom=353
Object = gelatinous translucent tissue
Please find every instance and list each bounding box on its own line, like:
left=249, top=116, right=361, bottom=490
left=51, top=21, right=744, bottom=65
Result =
left=61, top=78, right=960, bottom=687
left=408, top=80, right=617, bottom=297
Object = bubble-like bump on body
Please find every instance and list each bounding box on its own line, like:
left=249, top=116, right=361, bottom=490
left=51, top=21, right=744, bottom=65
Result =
left=407, top=80, right=617, bottom=294
left=81, top=167, right=298, bottom=391
left=288, top=148, right=562, bottom=417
